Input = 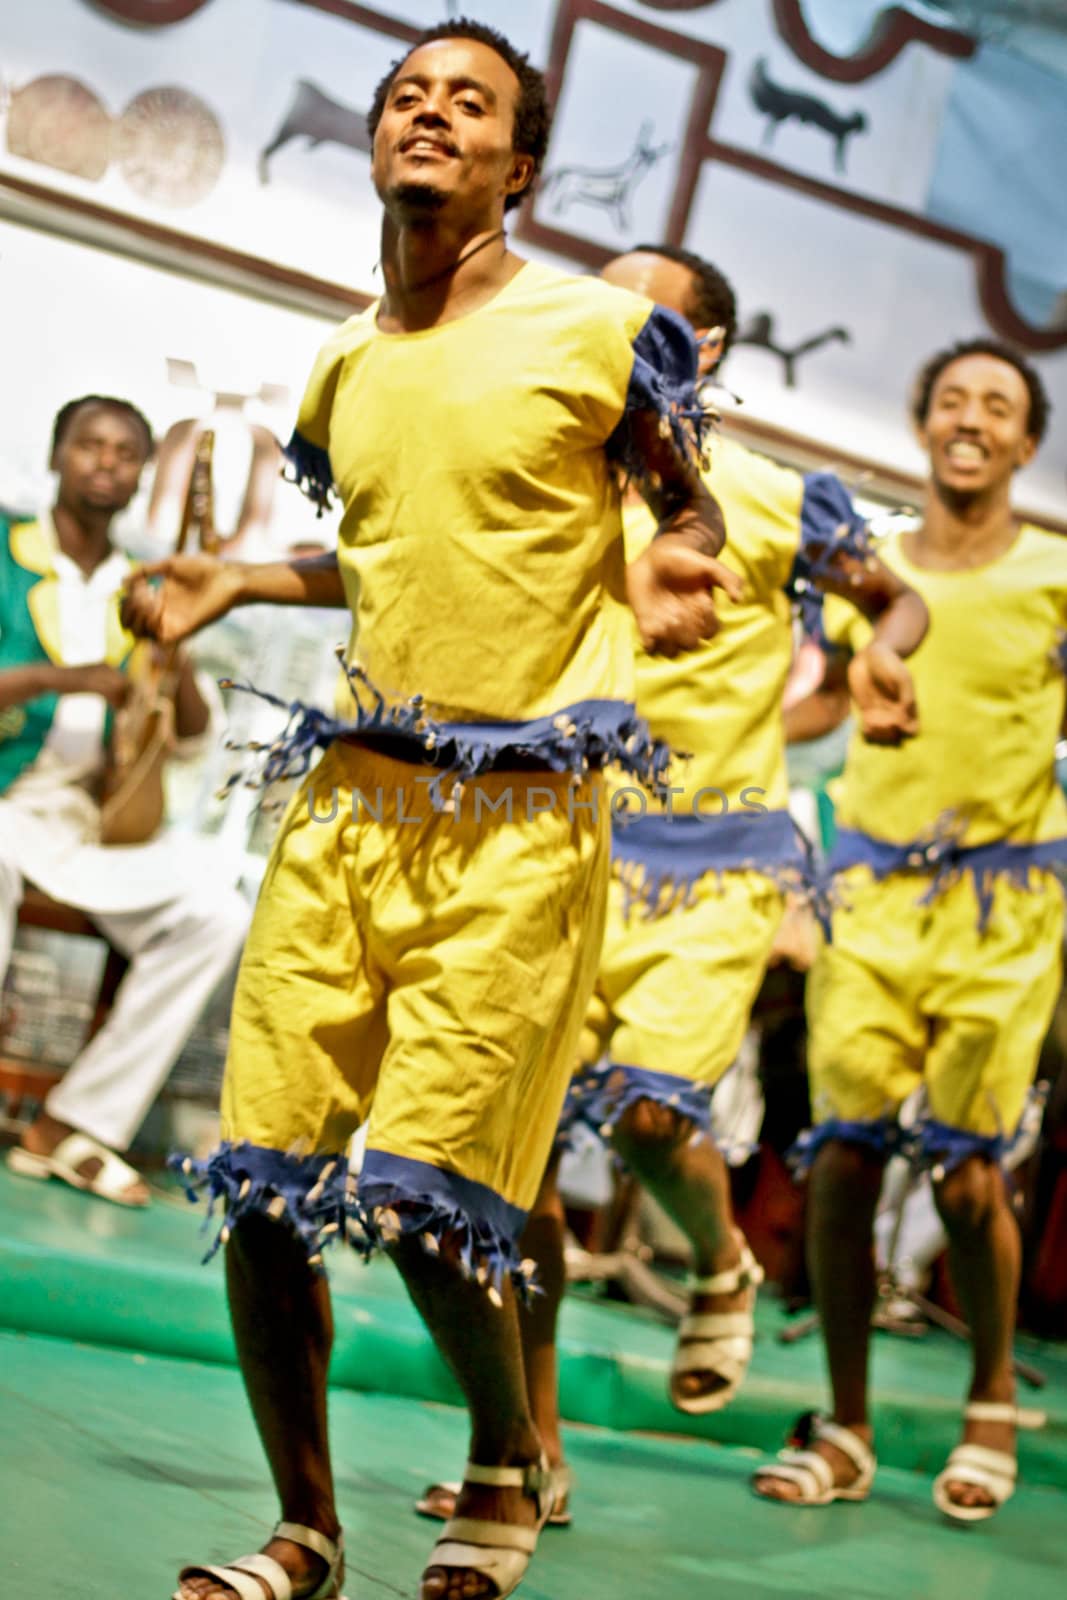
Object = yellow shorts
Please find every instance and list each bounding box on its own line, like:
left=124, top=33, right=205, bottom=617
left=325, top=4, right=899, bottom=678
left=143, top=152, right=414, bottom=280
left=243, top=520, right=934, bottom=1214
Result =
left=194, top=742, right=609, bottom=1275
left=807, top=867, right=1064, bottom=1156
left=570, top=867, right=785, bottom=1133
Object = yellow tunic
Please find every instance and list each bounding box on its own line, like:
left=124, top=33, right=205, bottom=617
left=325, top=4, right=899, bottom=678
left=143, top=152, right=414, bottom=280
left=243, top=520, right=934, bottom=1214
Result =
left=810, top=524, right=1067, bottom=1149
left=575, top=439, right=831, bottom=1123
left=203, top=264, right=696, bottom=1278
left=295, top=259, right=651, bottom=726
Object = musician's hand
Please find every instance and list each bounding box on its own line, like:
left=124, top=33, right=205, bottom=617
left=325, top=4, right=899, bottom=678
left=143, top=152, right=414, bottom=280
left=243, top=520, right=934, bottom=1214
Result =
left=59, top=663, right=130, bottom=710
left=627, top=535, right=743, bottom=658
left=122, top=554, right=244, bottom=645
left=848, top=640, right=919, bottom=745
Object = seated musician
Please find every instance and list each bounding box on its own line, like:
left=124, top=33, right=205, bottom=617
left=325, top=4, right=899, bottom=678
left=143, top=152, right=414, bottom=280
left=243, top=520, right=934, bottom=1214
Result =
left=0, top=395, right=249, bottom=1205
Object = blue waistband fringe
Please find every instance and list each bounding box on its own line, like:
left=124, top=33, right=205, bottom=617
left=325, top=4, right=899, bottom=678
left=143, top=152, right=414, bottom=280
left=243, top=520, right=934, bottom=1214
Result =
left=828, top=820, right=1067, bottom=930
left=216, top=656, right=675, bottom=801
left=611, top=808, right=811, bottom=920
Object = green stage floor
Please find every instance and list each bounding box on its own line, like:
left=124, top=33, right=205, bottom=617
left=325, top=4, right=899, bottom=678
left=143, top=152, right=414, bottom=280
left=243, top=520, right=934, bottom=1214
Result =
left=1, top=1166, right=1065, bottom=1597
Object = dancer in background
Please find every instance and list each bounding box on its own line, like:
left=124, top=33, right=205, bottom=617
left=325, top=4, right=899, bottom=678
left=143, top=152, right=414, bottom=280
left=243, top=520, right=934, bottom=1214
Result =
left=754, top=340, right=1066, bottom=1522
left=417, top=242, right=927, bottom=1530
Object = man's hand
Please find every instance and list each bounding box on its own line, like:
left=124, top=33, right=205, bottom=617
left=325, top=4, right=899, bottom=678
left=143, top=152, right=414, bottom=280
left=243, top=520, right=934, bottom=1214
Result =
left=848, top=640, right=919, bottom=745
left=627, top=535, right=743, bottom=658
left=61, top=663, right=130, bottom=710
left=121, top=554, right=245, bottom=646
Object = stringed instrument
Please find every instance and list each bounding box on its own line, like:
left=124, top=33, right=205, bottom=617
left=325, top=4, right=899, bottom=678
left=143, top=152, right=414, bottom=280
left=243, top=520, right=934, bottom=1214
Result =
left=99, top=429, right=219, bottom=845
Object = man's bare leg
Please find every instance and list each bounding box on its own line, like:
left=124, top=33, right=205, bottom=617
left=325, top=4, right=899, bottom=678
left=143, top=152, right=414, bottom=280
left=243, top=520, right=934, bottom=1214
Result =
left=177, top=1213, right=341, bottom=1600
left=754, top=1139, right=884, bottom=1500
left=393, top=1237, right=546, bottom=1600
left=518, top=1156, right=568, bottom=1478
left=933, top=1156, right=1019, bottom=1510
left=611, top=1098, right=747, bottom=1403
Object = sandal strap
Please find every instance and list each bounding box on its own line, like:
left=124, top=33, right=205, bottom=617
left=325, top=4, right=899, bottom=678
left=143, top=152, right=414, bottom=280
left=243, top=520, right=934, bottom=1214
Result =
left=680, top=1311, right=754, bottom=1340
left=179, top=1556, right=290, bottom=1600
left=690, top=1246, right=764, bottom=1296
left=52, top=1132, right=141, bottom=1196
left=769, top=1450, right=835, bottom=1498
left=273, top=1523, right=341, bottom=1568
left=439, top=1517, right=538, bottom=1555
left=962, top=1402, right=1017, bottom=1425
left=812, top=1418, right=876, bottom=1476
left=463, top=1459, right=550, bottom=1500
left=944, top=1443, right=1017, bottom=1490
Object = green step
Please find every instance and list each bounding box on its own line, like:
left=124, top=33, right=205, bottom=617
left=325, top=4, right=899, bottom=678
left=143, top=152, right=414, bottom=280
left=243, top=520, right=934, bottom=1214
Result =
left=1, top=1166, right=1065, bottom=1486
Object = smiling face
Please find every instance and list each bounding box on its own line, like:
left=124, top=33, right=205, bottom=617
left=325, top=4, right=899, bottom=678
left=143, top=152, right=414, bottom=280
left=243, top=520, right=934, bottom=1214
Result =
left=371, top=36, right=533, bottom=223
left=920, top=352, right=1037, bottom=501
left=52, top=403, right=150, bottom=518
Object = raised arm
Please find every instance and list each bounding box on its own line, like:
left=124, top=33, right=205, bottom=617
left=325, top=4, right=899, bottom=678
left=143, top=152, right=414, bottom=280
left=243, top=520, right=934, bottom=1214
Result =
left=121, top=549, right=347, bottom=647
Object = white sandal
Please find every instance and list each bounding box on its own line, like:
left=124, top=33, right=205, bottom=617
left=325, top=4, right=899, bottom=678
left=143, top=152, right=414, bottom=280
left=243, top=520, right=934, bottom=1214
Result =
left=752, top=1413, right=876, bottom=1505
left=7, top=1131, right=148, bottom=1207
left=174, top=1521, right=344, bottom=1600
left=933, top=1402, right=1017, bottom=1524
left=670, top=1235, right=764, bottom=1414
left=416, top=1462, right=573, bottom=1527
left=423, top=1457, right=554, bottom=1600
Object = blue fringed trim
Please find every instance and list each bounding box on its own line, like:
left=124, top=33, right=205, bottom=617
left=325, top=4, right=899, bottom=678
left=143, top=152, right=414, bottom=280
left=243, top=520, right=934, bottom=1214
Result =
left=787, top=473, right=872, bottom=638
left=217, top=656, right=676, bottom=802
left=789, top=1116, right=899, bottom=1175
left=1055, top=631, right=1067, bottom=677
left=355, top=1151, right=537, bottom=1303
left=169, top=1142, right=353, bottom=1266
left=562, top=1061, right=715, bottom=1143
left=607, top=306, right=711, bottom=479
left=918, top=1119, right=1004, bottom=1176
left=827, top=821, right=1067, bottom=931
left=282, top=429, right=335, bottom=516
left=610, top=808, right=810, bottom=921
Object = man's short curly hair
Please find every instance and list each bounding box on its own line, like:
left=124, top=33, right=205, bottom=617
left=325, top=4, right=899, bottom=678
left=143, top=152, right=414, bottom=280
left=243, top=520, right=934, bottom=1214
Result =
left=912, top=338, right=1050, bottom=445
left=631, top=242, right=738, bottom=358
left=366, top=18, right=551, bottom=213
left=51, top=395, right=154, bottom=460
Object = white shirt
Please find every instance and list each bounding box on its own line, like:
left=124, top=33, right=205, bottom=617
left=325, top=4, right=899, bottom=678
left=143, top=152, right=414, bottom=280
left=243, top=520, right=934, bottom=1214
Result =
left=44, top=545, right=131, bottom=771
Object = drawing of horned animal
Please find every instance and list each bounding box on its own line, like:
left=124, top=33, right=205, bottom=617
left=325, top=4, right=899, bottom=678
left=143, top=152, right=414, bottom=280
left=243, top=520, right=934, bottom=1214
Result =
left=539, top=121, right=670, bottom=233
left=749, top=58, right=868, bottom=174
left=734, top=312, right=851, bottom=388
left=260, top=79, right=371, bottom=183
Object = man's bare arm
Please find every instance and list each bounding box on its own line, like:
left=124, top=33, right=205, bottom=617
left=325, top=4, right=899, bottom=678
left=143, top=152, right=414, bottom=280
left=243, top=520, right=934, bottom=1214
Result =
left=625, top=410, right=726, bottom=557
left=122, top=550, right=348, bottom=646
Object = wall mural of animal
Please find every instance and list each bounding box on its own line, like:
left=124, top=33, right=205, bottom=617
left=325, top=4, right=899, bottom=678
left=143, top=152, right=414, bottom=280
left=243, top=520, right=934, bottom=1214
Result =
left=259, top=79, right=371, bottom=183
left=733, top=312, right=851, bottom=387
left=538, top=120, right=671, bottom=233
left=749, top=57, right=869, bottom=174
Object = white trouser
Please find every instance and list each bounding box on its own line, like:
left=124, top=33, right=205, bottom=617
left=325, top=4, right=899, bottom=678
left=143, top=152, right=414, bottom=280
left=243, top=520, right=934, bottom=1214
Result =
left=0, top=853, right=249, bottom=1150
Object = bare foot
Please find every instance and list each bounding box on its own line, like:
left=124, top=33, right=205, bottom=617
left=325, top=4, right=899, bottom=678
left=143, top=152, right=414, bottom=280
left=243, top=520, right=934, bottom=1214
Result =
left=420, top=1470, right=544, bottom=1600
left=943, top=1403, right=1016, bottom=1511
left=672, top=1233, right=754, bottom=1405
left=753, top=1421, right=872, bottom=1503
left=176, top=1532, right=335, bottom=1599
left=21, top=1111, right=149, bottom=1205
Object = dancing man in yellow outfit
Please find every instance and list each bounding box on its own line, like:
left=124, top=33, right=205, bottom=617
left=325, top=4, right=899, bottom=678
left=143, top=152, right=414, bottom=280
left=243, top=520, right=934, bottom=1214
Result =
left=754, top=340, right=1067, bottom=1522
left=122, top=23, right=741, bottom=1600
left=416, top=244, right=928, bottom=1529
